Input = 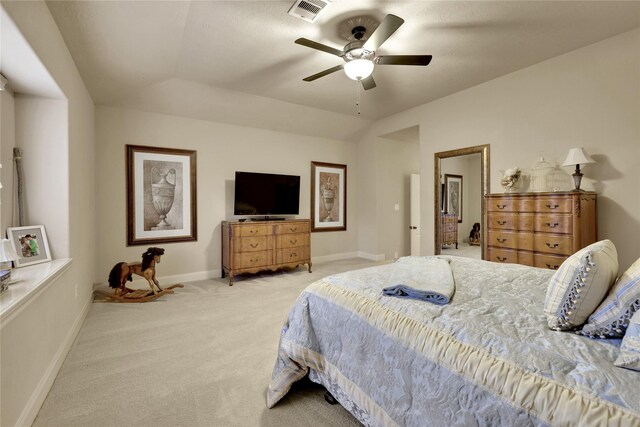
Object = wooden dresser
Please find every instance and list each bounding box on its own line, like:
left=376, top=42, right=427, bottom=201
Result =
left=441, top=213, right=458, bottom=249
left=221, top=219, right=312, bottom=286
left=484, top=192, right=597, bottom=270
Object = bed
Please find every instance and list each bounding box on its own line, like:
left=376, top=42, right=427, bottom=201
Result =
left=267, top=256, right=640, bottom=426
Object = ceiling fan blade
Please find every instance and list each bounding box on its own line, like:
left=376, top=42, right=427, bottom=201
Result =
left=303, top=64, right=344, bottom=82
left=363, top=14, right=404, bottom=51
left=295, top=38, right=344, bottom=57
left=376, top=55, right=433, bottom=66
left=361, top=75, right=376, bottom=91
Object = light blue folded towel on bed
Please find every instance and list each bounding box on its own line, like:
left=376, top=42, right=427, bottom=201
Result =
left=382, top=257, right=455, bottom=305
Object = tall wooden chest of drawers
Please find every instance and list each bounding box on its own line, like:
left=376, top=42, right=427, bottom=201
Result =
left=484, top=192, right=597, bottom=270
left=221, top=219, right=312, bottom=286
left=441, top=213, right=459, bottom=249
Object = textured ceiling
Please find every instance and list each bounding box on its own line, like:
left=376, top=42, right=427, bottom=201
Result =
left=46, top=1, right=640, bottom=131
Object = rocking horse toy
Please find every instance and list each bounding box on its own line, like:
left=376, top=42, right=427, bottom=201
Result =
left=95, top=247, right=183, bottom=303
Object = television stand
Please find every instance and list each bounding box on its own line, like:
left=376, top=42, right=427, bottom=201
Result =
left=221, top=219, right=312, bottom=286
left=251, top=216, right=285, bottom=221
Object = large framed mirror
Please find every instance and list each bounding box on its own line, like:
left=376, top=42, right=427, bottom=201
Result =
left=434, top=144, right=490, bottom=258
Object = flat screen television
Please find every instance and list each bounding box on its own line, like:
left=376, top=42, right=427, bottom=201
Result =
left=234, top=171, right=300, bottom=216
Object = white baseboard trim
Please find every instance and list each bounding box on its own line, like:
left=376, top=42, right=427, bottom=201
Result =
left=16, top=293, right=92, bottom=427
left=311, top=252, right=386, bottom=264
left=96, top=255, right=388, bottom=288
left=357, top=252, right=386, bottom=262
left=312, top=252, right=359, bottom=264
left=151, top=269, right=220, bottom=283
left=96, top=269, right=220, bottom=288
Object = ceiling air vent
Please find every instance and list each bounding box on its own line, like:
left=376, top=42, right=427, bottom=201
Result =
left=288, top=0, right=331, bottom=23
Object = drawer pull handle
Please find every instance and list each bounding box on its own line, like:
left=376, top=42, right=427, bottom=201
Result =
left=249, top=230, right=257, bottom=234
left=496, top=220, right=507, bottom=225
left=290, top=253, right=297, bottom=258
left=290, top=227, right=297, bottom=232
left=546, top=242, right=559, bottom=249
left=289, top=239, right=297, bottom=244
left=249, top=258, right=257, bottom=263
left=497, top=256, right=507, bottom=262
left=546, top=263, right=560, bottom=270
left=546, top=203, right=559, bottom=209
left=497, top=204, right=507, bottom=210
left=250, top=243, right=259, bottom=248
left=496, top=238, right=507, bottom=243
left=546, top=222, right=559, bottom=228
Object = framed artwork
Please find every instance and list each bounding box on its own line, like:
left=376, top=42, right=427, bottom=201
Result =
left=126, top=145, right=197, bottom=246
left=311, top=161, right=347, bottom=232
left=444, top=174, right=463, bottom=223
left=7, top=225, right=52, bottom=267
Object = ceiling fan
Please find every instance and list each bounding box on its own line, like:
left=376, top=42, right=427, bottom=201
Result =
left=295, top=14, right=432, bottom=90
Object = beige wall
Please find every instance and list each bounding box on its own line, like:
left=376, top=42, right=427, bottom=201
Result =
left=376, top=138, right=419, bottom=260
left=95, top=106, right=360, bottom=284
left=0, top=1, right=95, bottom=426
left=14, top=97, right=69, bottom=257
left=356, top=137, right=379, bottom=257
left=0, top=90, right=15, bottom=232
left=358, top=28, right=640, bottom=271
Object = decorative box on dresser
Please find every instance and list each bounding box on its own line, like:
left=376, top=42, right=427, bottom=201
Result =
left=484, top=192, right=597, bottom=270
left=221, top=219, right=312, bottom=286
left=441, top=213, right=458, bottom=249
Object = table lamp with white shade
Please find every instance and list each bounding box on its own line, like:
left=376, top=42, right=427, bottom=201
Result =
left=562, top=147, right=595, bottom=191
left=0, top=238, right=21, bottom=294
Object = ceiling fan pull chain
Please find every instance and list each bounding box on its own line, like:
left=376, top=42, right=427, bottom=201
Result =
left=355, top=81, right=362, bottom=115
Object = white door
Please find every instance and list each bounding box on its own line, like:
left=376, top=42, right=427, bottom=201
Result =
left=410, top=174, right=420, bottom=256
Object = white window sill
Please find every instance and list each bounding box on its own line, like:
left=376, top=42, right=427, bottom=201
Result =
left=0, top=258, right=73, bottom=323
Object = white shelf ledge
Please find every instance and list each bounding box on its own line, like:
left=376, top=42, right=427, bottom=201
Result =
left=0, top=258, right=72, bottom=324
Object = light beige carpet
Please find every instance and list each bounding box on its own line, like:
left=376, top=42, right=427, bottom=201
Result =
left=34, top=258, right=380, bottom=427
left=441, top=242, right=481, bottom=259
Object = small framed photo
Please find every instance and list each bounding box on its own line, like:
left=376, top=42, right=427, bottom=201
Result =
left=127, top=145, right=197, bottom=246
left=7, top=225, right=52, bottom=267
left=444, top=174, right=463, bottom=223
left=311, top=161, right=347, bottom=232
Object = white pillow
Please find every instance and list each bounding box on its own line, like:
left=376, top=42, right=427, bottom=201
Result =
left=544, top=240, right=618, bottom=331
left=579, top=257, right=640, bottom=338
left=614, top=310, right=640, bottom=372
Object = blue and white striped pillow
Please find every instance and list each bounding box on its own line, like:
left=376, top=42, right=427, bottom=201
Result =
left=579, top=257, right=640, bottom=338
left=614, top=309, right=640, bottom=371
left=544, top=240, right=618, bottom=331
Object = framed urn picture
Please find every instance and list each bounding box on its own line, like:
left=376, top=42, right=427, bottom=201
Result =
left=126, top=145, right=197, bottom=246
left=311, top=161, right=346, bottom=232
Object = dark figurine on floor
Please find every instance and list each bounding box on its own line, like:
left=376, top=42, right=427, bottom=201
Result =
left=469, top=223, right=481, bottom=245
left=108, top=247, right=165, bottom=296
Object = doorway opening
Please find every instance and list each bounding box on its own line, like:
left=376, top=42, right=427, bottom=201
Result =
left=376, top=125, right=420, bottom=260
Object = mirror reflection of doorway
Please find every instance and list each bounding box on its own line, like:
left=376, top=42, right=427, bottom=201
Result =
left=434, top=145, right=490, bottom=259
left=440, top=154, right=481, bottom=259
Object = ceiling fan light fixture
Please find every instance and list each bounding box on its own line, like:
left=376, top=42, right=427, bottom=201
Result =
left=344, top=59, right=374, bottom=81
left=296, top=14, right=431, bottom=89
